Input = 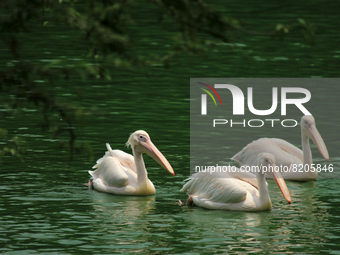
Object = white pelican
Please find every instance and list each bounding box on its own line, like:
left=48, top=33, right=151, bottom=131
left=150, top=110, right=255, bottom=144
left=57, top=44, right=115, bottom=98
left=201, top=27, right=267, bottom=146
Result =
left=232, top=115, right=329, bottom=181
left=181, top=153, right=291, bottom=211
left=88, top=130, right=174, bottom=195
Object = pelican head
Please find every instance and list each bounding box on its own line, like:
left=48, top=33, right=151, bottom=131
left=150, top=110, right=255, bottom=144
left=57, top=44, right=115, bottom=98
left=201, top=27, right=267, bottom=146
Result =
left=300, top=115, right=329, bottom=161
left=126, top=130, right=175, bottom=176
left=258, top=152, right=275, bottom=168
left=258, top=153, right=291, bottom=204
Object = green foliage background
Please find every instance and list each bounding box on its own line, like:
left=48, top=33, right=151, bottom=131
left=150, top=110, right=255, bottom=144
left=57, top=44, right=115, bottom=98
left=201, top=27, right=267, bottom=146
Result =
left=0, top=0, right=316, bottom=162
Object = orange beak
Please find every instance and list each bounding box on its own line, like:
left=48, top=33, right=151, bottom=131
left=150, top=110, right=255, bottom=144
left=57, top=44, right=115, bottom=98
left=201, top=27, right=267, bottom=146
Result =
left=140, top=138, right=175, bottom=176
left=307, top=124, right=329, bottom=161
left=269, top=163, right=291, bottom=204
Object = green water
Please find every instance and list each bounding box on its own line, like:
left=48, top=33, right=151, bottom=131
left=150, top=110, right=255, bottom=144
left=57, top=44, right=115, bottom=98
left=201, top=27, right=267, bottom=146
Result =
left=1, top=1, right=340, bottom=254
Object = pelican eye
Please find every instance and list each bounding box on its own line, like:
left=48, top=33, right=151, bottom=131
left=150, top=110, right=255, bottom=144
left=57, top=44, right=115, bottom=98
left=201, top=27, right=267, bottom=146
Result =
left=138, top=135, right=146, bottom=142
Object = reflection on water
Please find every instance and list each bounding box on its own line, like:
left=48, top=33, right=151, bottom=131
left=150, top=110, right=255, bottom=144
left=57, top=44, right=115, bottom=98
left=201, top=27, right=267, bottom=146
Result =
left=90, top=192, right=156, bottom=223
left=1, top=160, right=340, bottom=253
left=176, top=178, right=335, bottom=253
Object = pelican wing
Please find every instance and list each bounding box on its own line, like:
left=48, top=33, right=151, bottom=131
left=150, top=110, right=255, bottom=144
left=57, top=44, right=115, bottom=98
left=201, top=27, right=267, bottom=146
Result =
left=90, top=144, right=137, bottom=188
left=90, top=156, right=130, bottom=187
left=229, top=170, right=262, bottom=189
left=93, top=144, right=137, bottom=173
left=232, top=138, right=303, bottom=167
left=181, top=172, right=248, bottom=204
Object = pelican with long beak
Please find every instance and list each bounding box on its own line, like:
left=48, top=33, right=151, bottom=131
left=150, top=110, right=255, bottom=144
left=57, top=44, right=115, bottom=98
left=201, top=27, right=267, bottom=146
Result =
left=232, top=115, right=329, bottom=181
left=88, top=130, right=174, bottom=195
left=181, top=153, right=291, bottom=211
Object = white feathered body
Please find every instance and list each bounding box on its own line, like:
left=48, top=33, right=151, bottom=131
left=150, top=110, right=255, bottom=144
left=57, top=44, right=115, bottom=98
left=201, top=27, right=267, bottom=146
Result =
left=181, top=169, right=272, bottom=211
left=231, top=138, right=317, bottom=180
left=232, top=138, right=303, bottom=167
left=89, top=144, right=156, bottom=195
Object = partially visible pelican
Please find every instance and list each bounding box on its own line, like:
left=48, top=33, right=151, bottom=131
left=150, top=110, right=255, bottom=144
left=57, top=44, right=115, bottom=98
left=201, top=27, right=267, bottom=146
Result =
left=88, top=130, right=174, bottom=195
left=181, top=153, right=291, bottom=211
left=232, top=115, right=329, bottom=181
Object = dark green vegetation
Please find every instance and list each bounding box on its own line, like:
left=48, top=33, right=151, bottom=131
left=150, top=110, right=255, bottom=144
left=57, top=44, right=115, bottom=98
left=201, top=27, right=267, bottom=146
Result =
left=0, top=0, right=316, bottom=161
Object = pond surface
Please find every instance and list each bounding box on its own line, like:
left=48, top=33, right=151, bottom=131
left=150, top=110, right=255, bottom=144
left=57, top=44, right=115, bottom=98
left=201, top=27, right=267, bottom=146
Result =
left=1, top=0, right=340, bottom=254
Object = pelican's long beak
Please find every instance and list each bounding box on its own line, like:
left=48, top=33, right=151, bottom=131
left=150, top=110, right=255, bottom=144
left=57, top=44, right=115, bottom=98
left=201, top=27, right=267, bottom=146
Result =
left=140, top=138, right=175, bottom=176
left=270, top=163, right=291, bottom=204
left=307, top=124, right=329, bottom=161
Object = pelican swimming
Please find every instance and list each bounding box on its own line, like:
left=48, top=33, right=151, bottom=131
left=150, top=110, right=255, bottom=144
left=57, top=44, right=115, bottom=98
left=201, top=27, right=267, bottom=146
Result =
left=181, top=153, right=291, bottom=211
left=231, top=115, right=329, bottom=181
left=88, top=130, right=174, bottom=195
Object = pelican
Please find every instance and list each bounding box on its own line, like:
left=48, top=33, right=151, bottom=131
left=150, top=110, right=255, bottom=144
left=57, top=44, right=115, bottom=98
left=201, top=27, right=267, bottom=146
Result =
left=181, top=153, right=291, bottom=211
left=88, top=130, right=174, bottom=195
left=232, top=115, right=329, bottom=181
